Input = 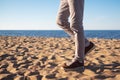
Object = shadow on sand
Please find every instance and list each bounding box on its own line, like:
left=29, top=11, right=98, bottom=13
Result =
left=85, top=61, right=120, bottom=79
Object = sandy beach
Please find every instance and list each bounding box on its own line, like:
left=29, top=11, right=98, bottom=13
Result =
left=0, top=36, right=120, bottom=80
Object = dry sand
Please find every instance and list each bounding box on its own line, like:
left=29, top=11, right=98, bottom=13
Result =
left=0, top=36, right=120, bottom=80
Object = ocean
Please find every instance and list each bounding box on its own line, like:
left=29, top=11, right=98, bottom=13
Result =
left=0, top=30, right=120, bottom=39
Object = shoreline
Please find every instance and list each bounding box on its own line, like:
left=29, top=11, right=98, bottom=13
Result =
left=0, top=36, right=120, bottom=80
left=0, top=30, right=120, bottom=39
left=0, top=35, right=120, bottom=39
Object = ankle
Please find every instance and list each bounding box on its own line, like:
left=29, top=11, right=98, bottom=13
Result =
left=73, top=57, right=84, bottom=63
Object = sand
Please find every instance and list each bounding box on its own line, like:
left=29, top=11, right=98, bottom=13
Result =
left=0, top=36, right=120, bottom=80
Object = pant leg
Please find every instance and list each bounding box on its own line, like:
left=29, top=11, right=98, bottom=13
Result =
left=56, top=0, right=74, bottom=38
left=57, top=0, right=90, bottom=47
left=68, top=0, right=85, bottom=60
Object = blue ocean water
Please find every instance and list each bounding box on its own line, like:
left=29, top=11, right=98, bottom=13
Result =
left=0, top=30, right=120, bottom=39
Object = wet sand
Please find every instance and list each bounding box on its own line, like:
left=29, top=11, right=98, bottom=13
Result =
left=0, top=36, right=120, bottom=80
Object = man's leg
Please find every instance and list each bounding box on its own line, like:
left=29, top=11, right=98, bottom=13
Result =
left=62, top=0, right=85, bottom=70
left=57, top=0, right=90, bottom=47
left=68, top=0, right=85, bottom=61
left=56, top=0, right=74, bottom=38
left=57, top=0, right=95, bottom=70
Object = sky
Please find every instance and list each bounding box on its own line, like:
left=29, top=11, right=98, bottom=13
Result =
left=0, top=0, right=120, bottom=30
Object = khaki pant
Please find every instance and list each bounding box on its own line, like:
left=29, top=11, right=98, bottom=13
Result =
left=56, top=0, right=90, bottom=60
